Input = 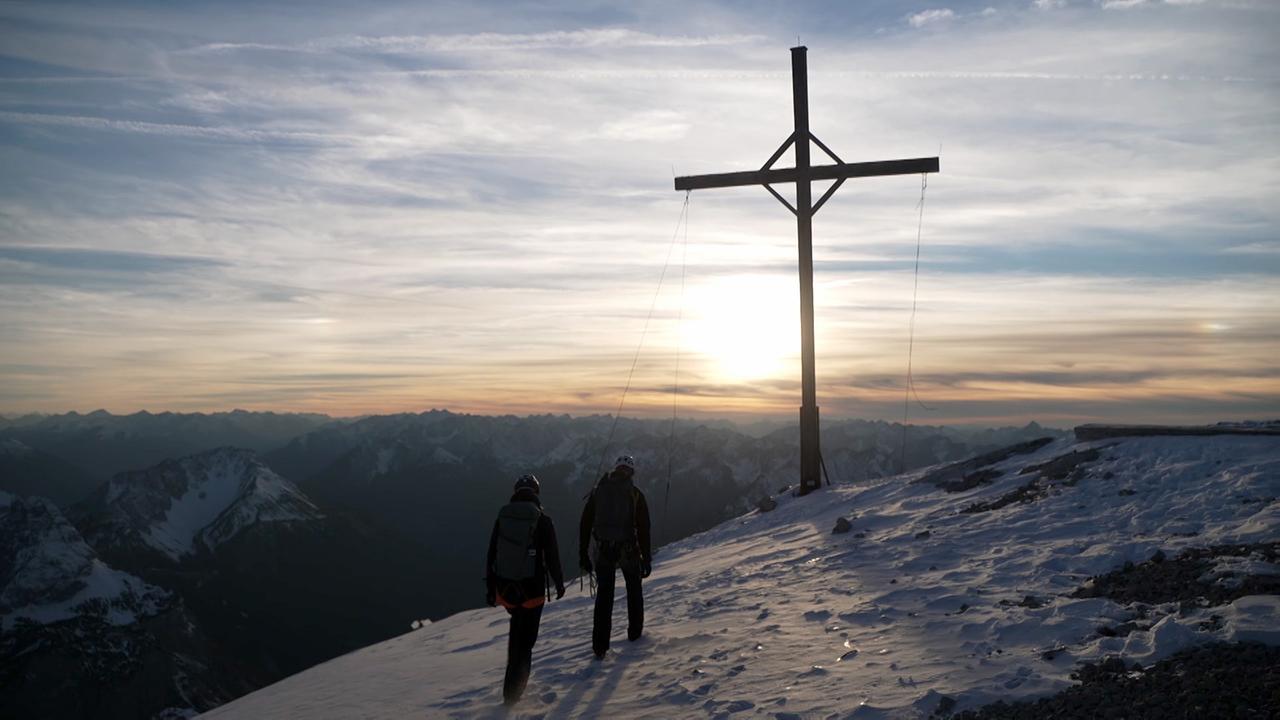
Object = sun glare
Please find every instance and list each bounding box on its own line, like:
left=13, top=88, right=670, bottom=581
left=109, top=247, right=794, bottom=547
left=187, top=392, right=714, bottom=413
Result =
left=682, top=275, right=799, bottom=381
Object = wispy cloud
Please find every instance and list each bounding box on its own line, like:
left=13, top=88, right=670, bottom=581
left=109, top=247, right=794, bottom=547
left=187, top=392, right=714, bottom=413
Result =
left=183, top=29, right=765, bottom=55
left=909, top=9, right=957, bottom=27
left=0, top=111, right=362, bottom=146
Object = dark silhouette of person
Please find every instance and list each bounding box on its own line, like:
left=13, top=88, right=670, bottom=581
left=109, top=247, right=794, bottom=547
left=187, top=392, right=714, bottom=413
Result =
left=579, top=454, right=652, bottom=658
left=486, top=474, right=565, bottom=705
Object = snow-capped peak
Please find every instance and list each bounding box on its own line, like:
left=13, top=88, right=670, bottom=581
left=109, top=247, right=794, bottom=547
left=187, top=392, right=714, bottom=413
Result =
left=1, top=493, right=167, bottom=630
left=88, top=447, right=322, bottom=560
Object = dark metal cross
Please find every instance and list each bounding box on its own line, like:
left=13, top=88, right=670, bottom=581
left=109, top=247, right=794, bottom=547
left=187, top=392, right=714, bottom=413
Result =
left=675, top=46, right=940, bottom=495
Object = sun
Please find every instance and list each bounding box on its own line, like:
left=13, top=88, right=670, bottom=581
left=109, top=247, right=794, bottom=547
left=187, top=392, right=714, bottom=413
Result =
left=681, top=275, right=799, bottom=382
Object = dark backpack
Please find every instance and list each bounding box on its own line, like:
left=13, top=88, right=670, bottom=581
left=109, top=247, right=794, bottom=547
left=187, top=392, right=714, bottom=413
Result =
left=493, top=501, right=542, bottom=581
left=592, top=473, right=636, bottom=545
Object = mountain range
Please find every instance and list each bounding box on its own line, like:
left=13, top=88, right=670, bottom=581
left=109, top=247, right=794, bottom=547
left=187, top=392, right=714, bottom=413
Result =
left=1, top=409, right=1068, bottom=718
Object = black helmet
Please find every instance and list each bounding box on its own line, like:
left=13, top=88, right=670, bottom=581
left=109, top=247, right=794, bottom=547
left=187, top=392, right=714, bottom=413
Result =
left=514, top=473, right=540, bottom=495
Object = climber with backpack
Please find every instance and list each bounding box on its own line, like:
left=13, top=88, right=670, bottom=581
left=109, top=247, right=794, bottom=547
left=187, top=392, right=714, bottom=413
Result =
left=485, top=474, right=566, bottom=705
left=579, top=454, right=652, bottom=659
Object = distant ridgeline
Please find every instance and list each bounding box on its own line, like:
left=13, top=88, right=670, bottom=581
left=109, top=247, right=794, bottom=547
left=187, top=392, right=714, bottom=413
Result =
left=1, top=409, right=1063, bottom=719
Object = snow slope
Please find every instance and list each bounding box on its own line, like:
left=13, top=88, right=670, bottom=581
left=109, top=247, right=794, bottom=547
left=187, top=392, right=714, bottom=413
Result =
left=202, top=434, right=1280, bottom=719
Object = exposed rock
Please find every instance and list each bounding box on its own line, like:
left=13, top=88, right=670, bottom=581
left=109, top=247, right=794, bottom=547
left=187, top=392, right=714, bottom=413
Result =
left=916, top=438, right=1054, bottom=492
left=756, top=496, right=778, bottom=513
left=931, top=694, right=958, bottom=718
left=962, top=447, right=1112, bottom=514
left=953, top=643, right=1280, bottom=719
left=998, top=594, right=1048, bottom=610
left=832, top=517, right=852, bottom=534
left=1071, top=542, right=1280, bottom=606
left=961, top=479, right=1044, bottom=514
left=1017, top=446, right=1106, bottom=482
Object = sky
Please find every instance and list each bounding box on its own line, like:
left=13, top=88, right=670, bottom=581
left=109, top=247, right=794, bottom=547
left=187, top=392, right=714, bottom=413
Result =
left=0, top=0, right=1277, bottom=427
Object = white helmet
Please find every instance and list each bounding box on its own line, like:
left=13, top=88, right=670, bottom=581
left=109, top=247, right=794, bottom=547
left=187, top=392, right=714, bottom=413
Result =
left=615, top=455, right=636, bottom=472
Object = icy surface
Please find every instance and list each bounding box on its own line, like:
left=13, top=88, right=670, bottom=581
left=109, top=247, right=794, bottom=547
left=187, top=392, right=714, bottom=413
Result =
left=203, top=435, right=1279, bottom=719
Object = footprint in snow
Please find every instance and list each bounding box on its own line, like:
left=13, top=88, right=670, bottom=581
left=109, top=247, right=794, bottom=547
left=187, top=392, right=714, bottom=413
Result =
left=438, top=686, right=487, bottom=709
left=705, top=698, right=755, bottom=714
left=658, top=686, right=700, bottom=706
left=449, top=637, right=503, bottom=653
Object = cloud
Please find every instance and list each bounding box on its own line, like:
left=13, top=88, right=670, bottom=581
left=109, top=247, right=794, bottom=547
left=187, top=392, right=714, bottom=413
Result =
left=0, top=246, right=227, bottom=273
left=0, top=111, right=360, bottom=146
left=1223, top=242, right=1280, bottom=255
left=909, top=9, right=957, bottom=27
left=597, top=110, right=690, bottom=142
left=184, top=29, right=765, bottom=56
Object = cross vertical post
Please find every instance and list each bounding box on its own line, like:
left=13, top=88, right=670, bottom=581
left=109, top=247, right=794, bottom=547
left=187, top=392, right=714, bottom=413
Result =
left=791, top=47, right=822, bottom=495
left=674, top=47, right=939, bottom=495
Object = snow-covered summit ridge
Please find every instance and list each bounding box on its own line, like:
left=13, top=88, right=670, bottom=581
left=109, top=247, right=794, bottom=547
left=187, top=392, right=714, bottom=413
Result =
left=1074, top=420, right=1280, bottom=441
left=205, top=433, right=1279, bottom=719
left=0, top=492, right=166, bottom=631
left=91, top=447, right=322, bottom=560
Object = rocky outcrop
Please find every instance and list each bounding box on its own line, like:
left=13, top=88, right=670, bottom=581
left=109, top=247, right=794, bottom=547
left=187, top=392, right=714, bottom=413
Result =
left=916, top=438, right=1054, bottom=492
left=953, top=643, right=1280, bottom=719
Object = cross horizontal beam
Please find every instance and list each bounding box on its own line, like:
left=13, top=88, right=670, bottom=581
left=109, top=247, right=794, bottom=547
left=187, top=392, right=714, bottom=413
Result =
left=674, top=156, right=939, bottom=192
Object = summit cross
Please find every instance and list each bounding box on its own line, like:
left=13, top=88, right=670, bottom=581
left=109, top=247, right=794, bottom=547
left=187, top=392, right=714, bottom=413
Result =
left=674, top=46, right=940, bottom=495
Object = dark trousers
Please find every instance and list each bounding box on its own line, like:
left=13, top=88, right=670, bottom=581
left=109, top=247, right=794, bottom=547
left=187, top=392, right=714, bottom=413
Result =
left=592, top=558, right=643, bottom=656
left=503, top=604, right=544, bottom=704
